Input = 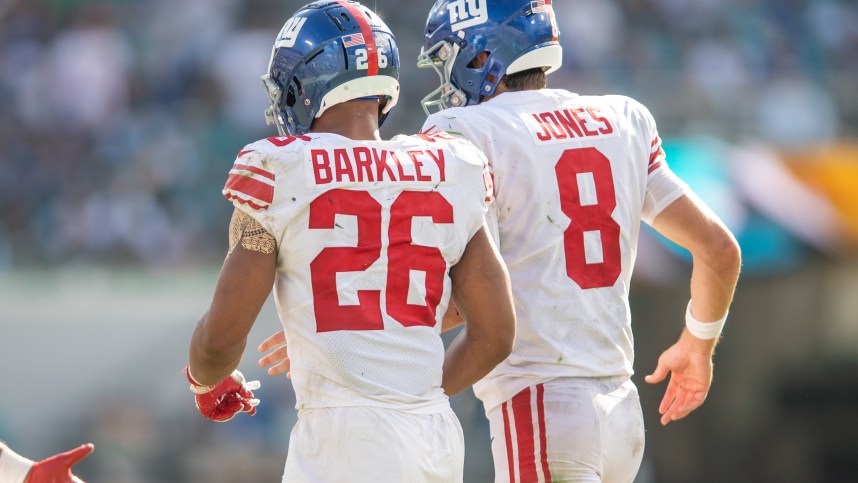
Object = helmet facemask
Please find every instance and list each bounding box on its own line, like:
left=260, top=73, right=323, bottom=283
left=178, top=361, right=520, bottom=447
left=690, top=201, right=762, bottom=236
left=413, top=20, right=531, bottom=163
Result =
left=261, top=73, right=288, bottom=136
left=418, top=39, right=468, bottom=115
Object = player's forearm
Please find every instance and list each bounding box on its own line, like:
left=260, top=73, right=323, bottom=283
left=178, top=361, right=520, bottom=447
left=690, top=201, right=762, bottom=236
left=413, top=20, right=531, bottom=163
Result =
left=188, top=315, right=247, bottom=385
left=689, top=233, right=741, bottom=323
left=188, top=238, right=276, bottom=385
left=441, top=225, right=515, bottom=394
left=652, top=194, right=741, bottom=325
left=441, top=327, right=512, bottom=396
left=682, top=231, right=741, bottom=350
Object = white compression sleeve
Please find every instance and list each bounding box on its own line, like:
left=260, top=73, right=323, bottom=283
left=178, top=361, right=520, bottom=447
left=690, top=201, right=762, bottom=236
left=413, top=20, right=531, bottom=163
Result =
left=0, top=442, right=34, bottom=483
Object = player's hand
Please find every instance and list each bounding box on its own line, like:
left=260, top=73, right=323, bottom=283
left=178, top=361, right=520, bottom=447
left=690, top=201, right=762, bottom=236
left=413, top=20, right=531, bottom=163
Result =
left=185, top=368, right=261, bottom=422
left=27, top=443, right=94, bottom=483
left=258, top=330, right=291, bottom=378
left=644, top=331, right=715, bottom=426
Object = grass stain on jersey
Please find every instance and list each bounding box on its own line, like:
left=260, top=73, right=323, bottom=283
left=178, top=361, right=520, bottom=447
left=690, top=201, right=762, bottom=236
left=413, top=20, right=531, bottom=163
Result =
left=557, top=354, right=564, bottom=363
left=547, top=215, right=562, bottom=229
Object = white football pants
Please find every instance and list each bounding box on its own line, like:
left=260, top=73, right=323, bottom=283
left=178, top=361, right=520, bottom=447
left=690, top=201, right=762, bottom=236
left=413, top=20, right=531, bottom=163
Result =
left=282, top=405, right=464, bottom=482
left=487, top=377, right=645, bottom=483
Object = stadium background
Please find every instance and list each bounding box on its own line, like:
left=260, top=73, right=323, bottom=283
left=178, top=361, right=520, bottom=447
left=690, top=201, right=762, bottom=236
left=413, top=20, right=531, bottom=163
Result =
left=1, top=0, right=857, bottom=481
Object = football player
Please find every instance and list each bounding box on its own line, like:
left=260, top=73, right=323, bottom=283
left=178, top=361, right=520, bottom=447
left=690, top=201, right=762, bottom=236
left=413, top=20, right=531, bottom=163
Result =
left=413, top=0, right=742, bottom=482
left=185, top=1, right=515, bottom=482
left=0, top=442, right=93, bottom=483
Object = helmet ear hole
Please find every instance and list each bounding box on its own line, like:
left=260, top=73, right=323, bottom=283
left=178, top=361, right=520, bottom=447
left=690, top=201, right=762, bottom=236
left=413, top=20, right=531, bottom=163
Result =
left=467, top=51, right=490, bottom=69
left=285, top=86, right=296, bottom=108
left=285, top=77, right=302, bottom=108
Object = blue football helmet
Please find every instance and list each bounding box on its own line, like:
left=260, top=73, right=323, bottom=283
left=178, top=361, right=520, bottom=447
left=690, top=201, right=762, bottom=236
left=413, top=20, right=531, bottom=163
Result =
left=418, top=0, right=562, bottom=114
left=261, top=0, right=401, bottom=135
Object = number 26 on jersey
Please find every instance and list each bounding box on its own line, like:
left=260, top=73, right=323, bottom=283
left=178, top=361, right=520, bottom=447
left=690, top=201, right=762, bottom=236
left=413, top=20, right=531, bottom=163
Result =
left=309, top=189, right=451, bottom=332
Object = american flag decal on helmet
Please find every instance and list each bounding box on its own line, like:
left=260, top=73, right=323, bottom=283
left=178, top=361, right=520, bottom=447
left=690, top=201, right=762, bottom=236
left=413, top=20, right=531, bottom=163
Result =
left=223, top=162, right=276, bottom=211
left=342, top=33, right=365, bottom=48
left=530, top=0, right=558, bottom=40
left=336, top=0, right=378, bottom=75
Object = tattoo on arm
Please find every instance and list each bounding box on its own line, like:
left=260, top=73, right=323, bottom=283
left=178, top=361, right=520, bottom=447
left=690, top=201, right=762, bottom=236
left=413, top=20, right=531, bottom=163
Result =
left=227, top=209, right=276, bottom=259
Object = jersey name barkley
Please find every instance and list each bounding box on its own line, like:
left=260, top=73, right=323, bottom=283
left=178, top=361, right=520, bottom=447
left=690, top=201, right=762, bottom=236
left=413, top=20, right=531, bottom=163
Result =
left=519, top=105, right=618, bottom=144
left=305, top=146, right=456, bottom=187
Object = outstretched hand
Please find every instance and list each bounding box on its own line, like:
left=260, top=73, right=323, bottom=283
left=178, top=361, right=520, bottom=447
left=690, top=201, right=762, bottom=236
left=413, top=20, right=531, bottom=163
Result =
left=644, top=332, right=715, bottom=426
left=258, top=330, right=291, bottom=378
left=27, top=443, right=94, bottom=483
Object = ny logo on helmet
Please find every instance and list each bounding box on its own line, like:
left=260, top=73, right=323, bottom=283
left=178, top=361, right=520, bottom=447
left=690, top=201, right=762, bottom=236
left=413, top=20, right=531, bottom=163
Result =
left=448, top=0, right=488, bottom=31
left=275, top=17, right=307, bottom=48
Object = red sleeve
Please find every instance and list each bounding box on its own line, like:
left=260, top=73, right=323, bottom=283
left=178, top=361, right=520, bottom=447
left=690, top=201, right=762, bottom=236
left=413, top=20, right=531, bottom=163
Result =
left=222, top=149, right=276, bottom=211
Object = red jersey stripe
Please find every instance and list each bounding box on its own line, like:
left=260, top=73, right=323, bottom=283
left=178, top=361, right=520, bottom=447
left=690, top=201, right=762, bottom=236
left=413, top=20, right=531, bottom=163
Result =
left=336, top=0, right=378, bottom=76
left=502, top=402, right=516, bottom=483
left=536, top=384, right=552, bottom=482
left=512, top=387, right=538, bottom=483
left=225, top=192, right=268, bottom=211
left=649, top=146, right=664, bottom=167
left=266, top=135, right=311, bottom=147
left=237, top=149, right=254, bottom=158
left=648, top=161, right=663, bottom=174
left=224, top=174, right=274, bottom=206
left=232, top=163, right=275, bottom=181
left=483, top=167, right=495, bottom=203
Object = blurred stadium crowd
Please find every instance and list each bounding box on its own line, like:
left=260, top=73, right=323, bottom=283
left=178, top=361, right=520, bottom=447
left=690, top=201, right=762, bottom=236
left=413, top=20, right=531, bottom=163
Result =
left=1, top=0, right=857, bottom=482
left=0, top=0, right=856, bottom=269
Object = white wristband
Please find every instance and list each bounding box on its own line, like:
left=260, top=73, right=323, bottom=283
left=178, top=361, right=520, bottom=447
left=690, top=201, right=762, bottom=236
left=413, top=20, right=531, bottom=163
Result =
left=186, top=368, right=217, bottom=395
left=685, top=301, right=727, bottom=340
left=0, top=442, right=34, bottom=483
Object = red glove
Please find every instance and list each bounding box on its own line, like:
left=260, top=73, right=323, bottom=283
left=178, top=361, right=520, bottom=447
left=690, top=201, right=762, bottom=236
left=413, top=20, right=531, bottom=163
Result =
left=26, top=444, right=94, bottom=483
left=185, top=367, right=260, bottom=422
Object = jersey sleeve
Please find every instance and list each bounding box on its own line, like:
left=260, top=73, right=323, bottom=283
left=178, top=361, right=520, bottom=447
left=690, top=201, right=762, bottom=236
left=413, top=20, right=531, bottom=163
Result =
left=421, top=109, right=471, bottom=142
left=631, top=100, right=691, bottom=225
left=423, top=110, right=497, bottom=204
left=485, top=201, right=501, bottom=248
left=222, top=145, right=278, bottom=234
left=473, top=146, right=494, bottom=240
left=449, top=138, right=494, bottom=243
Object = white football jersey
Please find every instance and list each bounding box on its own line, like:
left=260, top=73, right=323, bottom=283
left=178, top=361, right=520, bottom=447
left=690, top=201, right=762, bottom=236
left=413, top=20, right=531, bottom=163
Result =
left=423, top=89, right=690, bottom=412
left=223, top=132, right=492, bottom=414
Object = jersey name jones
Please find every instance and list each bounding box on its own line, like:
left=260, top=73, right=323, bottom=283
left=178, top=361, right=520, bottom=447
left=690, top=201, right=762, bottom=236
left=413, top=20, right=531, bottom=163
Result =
left=522, top=106, right=617, bottom=144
